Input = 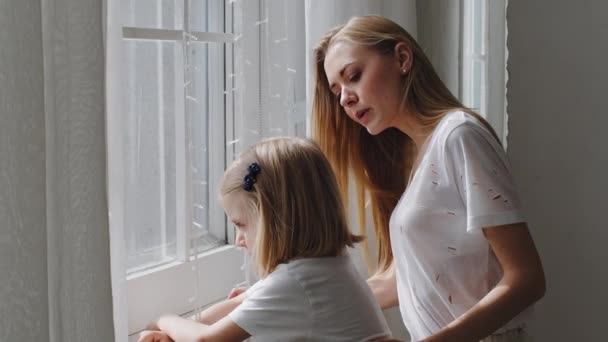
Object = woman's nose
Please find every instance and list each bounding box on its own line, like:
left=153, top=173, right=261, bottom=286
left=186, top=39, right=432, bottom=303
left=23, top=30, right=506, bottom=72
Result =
left=339, top=88, right=357, bottom=108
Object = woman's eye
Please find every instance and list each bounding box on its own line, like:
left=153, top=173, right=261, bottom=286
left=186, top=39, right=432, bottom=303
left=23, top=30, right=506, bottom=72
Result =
left=348, top=72, right=360, bottom=82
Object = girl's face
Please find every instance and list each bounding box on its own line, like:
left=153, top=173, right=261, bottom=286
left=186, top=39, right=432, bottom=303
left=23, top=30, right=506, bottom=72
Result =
left=222, top=193, right=257, bottom=251
left=324, top=41, right=407, bottom=135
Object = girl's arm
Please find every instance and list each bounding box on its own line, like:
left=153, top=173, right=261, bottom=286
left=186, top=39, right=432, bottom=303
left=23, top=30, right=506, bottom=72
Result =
left=422, top=222, right=546, bottom=342
left=367, top=262, right=399, bottom=309
left=146, top=290, right=247, bottom=330
left=141, top=291, right=248, bottom=342
left=156, top=315, right=249, bottom=342
left=194, top=290, right=248, bottom=325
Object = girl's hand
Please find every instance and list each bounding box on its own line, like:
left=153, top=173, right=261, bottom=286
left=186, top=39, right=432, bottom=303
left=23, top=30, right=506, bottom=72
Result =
left=227, top=286, right=247, bottom=299
left=137, top=330, right=174, bottom=342
left=145, top=320, right=160, bottom=331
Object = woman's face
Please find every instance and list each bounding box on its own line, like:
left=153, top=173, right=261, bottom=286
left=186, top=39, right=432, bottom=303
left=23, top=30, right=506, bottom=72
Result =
left=222, top=193, right=256, bottom=251
left=324, top=41, right=406, bottom=135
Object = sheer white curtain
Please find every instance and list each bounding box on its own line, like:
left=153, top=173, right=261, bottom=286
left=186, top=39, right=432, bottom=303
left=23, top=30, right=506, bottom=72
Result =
left=1, top=0, right=118, bottom=340
left=43, top=0, right=116, bottom=341
left=1, top=1, right=49, bottom=340
left=232, top=0, right=307, bottom=152
left=1, top=0, right=120, bottom=340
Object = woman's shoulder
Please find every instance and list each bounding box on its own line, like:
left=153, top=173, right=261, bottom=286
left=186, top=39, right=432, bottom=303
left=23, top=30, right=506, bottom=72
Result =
left=435, top=110, right=497, bottom=148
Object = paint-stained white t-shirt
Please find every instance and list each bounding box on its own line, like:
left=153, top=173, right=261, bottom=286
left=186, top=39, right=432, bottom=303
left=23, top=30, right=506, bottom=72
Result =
left=390, top=111, right=531, bottom=341
left=228, top=254, right=391, bottom=342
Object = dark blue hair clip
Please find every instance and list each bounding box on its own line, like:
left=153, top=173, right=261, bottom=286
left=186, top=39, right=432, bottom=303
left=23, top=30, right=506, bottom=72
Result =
left=243, top=162, right=261, bottom=191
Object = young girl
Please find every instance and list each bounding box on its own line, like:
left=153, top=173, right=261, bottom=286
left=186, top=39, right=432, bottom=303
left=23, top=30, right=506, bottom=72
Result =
left=138, top=137, right=392, bottom=342
left=312, top=15, right=545, bottom=342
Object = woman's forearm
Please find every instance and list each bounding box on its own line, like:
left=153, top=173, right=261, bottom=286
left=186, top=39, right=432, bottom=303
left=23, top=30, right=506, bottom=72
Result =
left=422, top=275, right=545, bottom=342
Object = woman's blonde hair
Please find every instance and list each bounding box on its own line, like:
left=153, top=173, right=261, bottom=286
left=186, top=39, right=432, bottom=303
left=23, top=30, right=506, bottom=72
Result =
left=220, top=137, right=363, bottom=277
left=312, top=15, right=499, bottom=272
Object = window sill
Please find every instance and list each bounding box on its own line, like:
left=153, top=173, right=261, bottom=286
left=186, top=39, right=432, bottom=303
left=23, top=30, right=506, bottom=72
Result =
left=127, top=245, right=245, bottom=335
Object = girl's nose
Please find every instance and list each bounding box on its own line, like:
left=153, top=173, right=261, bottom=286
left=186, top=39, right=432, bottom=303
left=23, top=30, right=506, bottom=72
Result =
left=236, top=230, right=247, bottom=248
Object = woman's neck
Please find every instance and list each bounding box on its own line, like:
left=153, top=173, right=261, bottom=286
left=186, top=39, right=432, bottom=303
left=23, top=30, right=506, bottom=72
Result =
left=391, top=109, right=435, bottom=150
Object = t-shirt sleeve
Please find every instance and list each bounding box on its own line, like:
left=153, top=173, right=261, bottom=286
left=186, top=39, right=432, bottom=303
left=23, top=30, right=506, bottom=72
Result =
left=243, top=279, right=262, bottom=295
left=445, top=122, right=525, bottom=232
left=228, top=270, right=311, bottom=341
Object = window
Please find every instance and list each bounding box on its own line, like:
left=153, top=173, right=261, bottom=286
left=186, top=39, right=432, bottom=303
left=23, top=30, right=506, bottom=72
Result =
left=462, top=0, right=488, bottom=115
left=461, top=0, right=508, bottom=144
left=116, top=0, right=244, bottom=334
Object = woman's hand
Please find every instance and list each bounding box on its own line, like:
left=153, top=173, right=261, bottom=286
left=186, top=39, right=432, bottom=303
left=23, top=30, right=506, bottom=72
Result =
left=367, top=263, right=399, bottom=309
left=137, top=330, right=173, bottom=342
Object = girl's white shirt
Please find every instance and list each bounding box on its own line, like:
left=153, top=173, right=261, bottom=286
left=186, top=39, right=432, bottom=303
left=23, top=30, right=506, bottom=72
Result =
left=390, top=111, right=532, bottom=341
left=228, top=254, right=391, bottom=342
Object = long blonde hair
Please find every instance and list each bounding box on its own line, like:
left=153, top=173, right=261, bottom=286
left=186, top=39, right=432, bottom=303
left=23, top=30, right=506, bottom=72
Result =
left=312, top=15, right=498, bottom=272
left=220, top=137, right=363, bottom=277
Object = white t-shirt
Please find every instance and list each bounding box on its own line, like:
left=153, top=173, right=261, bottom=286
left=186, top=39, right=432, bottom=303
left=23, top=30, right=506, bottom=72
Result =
left=389, top=111, right=531, bottom=341
left=228, top=254, right=391, bottom=342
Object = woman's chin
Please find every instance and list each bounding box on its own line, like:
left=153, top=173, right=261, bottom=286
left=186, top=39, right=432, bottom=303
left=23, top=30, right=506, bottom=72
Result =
left=365, top=122, right=387, bottom=136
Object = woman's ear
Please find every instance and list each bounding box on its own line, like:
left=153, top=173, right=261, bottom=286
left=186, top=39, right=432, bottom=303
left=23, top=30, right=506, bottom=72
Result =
left=395, top=42, right=413, bottom=74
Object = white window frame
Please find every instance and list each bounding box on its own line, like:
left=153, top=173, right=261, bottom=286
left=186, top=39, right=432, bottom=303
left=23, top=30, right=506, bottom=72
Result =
left=461, top=0, right=508, bottom=145
left=116, top=1, right=245, bottom=335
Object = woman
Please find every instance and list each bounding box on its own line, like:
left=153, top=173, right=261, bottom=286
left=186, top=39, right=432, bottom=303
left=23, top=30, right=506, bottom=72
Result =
left=312, top=15, right=545, bottom=342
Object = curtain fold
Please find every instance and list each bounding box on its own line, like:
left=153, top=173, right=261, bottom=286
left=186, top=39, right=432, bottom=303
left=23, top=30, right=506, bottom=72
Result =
left=1, top=0, right=115, bottom=340
left=42, top=0, right=115, bottom=340
left=104, top=0, right=129, bottom=340
left=0, top=1, right=48, bottom=340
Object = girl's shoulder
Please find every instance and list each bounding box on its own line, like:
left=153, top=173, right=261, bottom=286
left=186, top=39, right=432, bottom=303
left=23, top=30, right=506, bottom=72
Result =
left=259, top=257, right=351, bottom=293
left=257, top=263, right=302, bottom=293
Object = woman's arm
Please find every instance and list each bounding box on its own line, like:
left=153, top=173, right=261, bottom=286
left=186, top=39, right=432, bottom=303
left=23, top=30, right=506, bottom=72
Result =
left=367, top=262, right=399, bottom=309
left=156, top=315, right=249, bottom=342
left=422, top=222, right=546, bottom=342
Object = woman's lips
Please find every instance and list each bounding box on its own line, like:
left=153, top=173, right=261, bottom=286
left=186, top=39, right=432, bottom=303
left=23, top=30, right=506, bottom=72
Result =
left=356, top=108, right=370, bottom=125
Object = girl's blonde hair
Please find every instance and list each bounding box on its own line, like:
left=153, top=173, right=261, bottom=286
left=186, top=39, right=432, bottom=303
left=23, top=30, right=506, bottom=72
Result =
left=220, top=137, right=363, bottom=277
left=312, top=15, right=499, bottom=272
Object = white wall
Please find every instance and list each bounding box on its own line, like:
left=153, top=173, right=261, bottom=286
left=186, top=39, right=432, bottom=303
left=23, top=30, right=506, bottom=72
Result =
left=507, top=1, right=608, bottom=341
left=416, top=0, right=460, bottom=97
